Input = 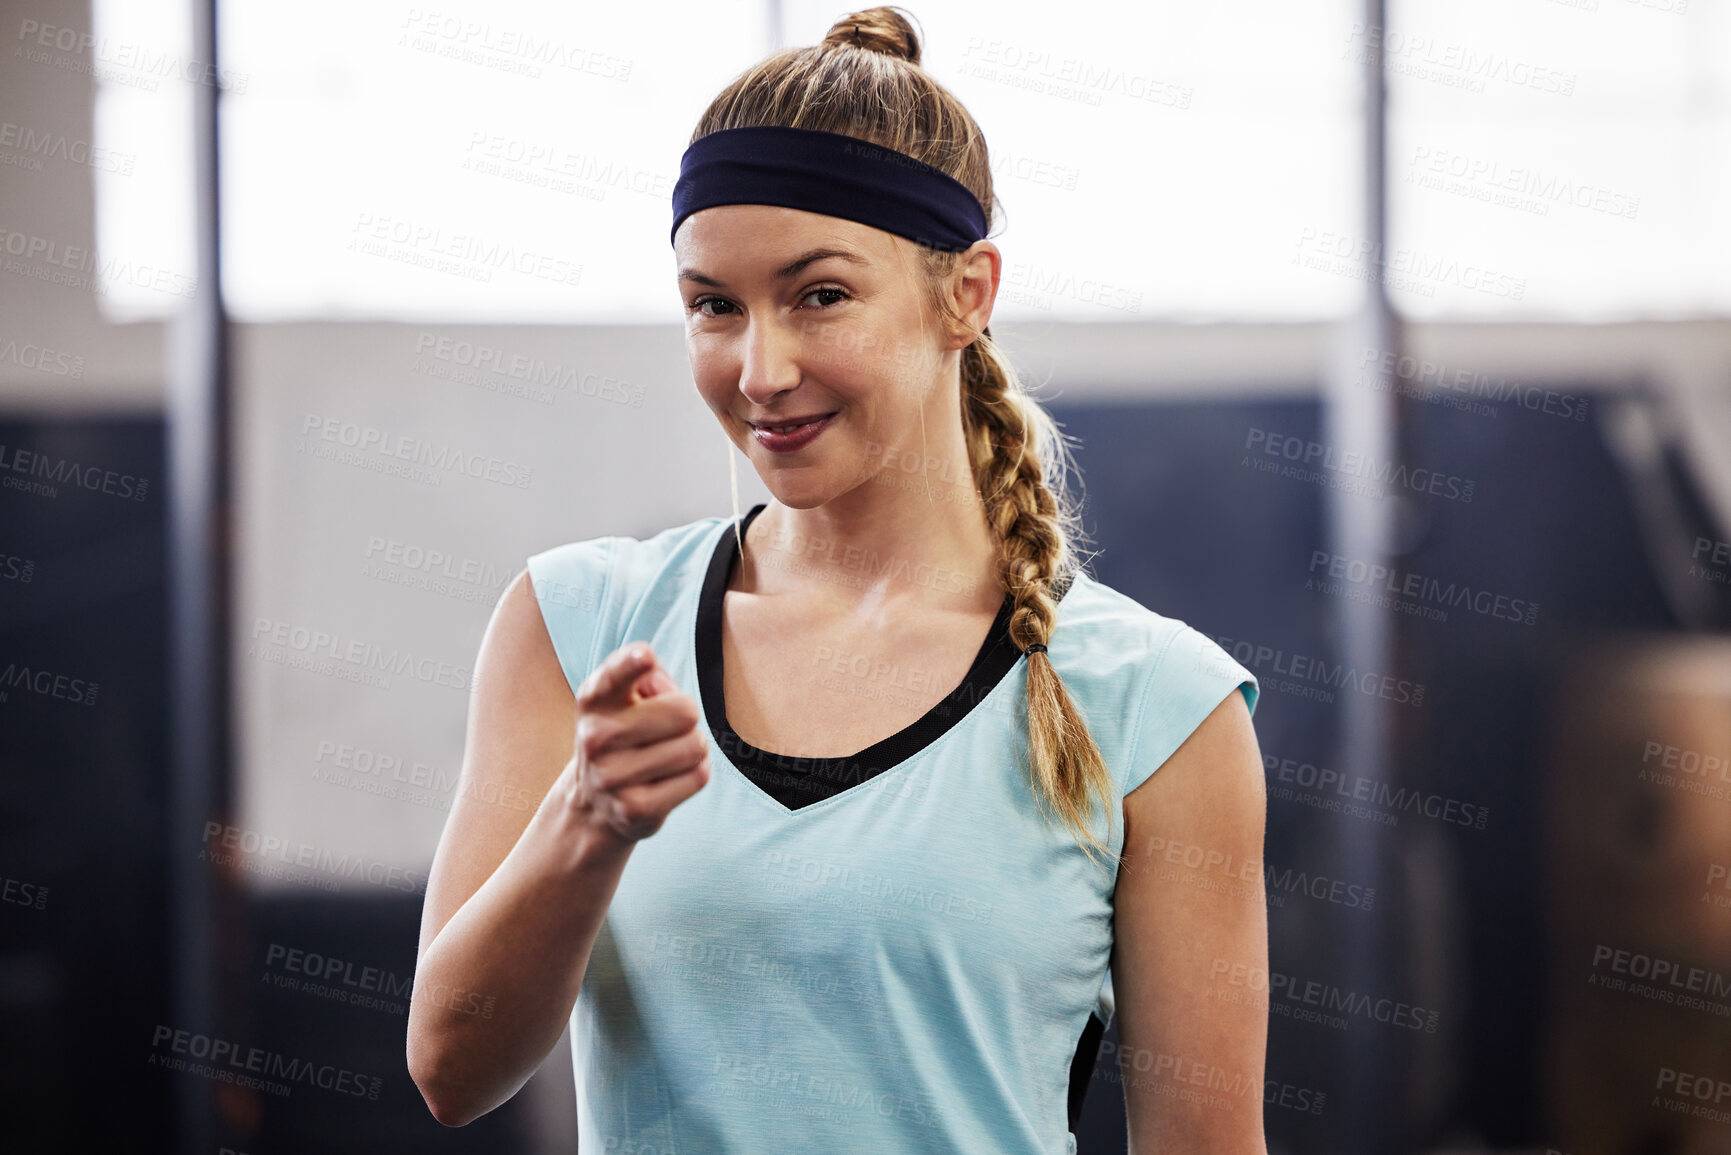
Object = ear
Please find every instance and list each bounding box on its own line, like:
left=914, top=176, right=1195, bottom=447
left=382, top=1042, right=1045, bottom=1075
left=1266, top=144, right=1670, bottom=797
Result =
left=945, top=240, right=1000, bottom=351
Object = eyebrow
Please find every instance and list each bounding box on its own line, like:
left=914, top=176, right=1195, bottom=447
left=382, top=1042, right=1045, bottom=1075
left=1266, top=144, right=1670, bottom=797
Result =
left=679, top=247, right=868, bottom=287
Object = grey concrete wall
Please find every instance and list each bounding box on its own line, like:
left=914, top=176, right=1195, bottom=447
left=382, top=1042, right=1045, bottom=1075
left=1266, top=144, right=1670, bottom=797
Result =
left=232, top=319, right=766, bottom=878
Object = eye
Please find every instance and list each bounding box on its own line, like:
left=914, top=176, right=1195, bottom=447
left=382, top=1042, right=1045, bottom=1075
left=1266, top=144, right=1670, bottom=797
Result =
left=686, top=286, right=849, bottom=317
left=686, top=295, right=736, bottom=318
left=801, top=286, right=850, bottom=309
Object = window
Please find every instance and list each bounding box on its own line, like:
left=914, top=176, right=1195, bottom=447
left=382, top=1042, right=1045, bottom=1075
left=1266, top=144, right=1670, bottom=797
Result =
left=89, top=0, right=1729, bottom=321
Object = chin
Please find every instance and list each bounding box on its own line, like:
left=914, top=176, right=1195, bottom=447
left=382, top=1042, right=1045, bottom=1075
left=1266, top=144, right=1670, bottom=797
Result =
left=756, top=478, right=831, bottom=511
left=751, top=459, right=867, bottom=507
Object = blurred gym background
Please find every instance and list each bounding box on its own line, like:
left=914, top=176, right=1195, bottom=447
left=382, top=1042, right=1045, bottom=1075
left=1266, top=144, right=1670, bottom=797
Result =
left=3, top=0, right=1730, bottom=1152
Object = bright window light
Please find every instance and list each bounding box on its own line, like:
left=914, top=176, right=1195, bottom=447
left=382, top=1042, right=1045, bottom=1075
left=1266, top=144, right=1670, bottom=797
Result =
left=1384, top=0, right=1731, bottom=318
left=89, top=0, right=197, bottom=321
left=88, top=0, right=1731, bottom=322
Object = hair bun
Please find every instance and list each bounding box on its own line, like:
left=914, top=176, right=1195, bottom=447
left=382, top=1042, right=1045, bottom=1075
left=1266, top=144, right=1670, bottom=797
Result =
left=821, top=6, right=921, bottom=65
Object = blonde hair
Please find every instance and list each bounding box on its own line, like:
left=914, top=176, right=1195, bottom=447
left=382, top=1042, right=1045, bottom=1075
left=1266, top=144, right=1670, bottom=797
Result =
left=693, top=6, right=1119, bottom=869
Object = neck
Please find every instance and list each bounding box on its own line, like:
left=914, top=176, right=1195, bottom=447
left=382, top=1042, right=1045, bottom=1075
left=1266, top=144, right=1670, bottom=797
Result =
left=738, top=469, right=1006, bottom=616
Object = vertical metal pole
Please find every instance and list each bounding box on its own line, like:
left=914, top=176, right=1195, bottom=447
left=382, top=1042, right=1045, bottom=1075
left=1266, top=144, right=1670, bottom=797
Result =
left=1320, top=0, right=1400, bottom=1148
left=166, top=0, right=231, bottom=1148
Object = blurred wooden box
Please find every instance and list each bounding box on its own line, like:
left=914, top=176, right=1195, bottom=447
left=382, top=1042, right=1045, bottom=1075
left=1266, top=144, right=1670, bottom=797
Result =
left=1540, top=633, right=1731, bottom=1155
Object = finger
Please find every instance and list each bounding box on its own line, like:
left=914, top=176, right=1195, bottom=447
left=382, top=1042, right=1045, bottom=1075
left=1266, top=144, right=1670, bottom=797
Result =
left=576, top=643, right=656, bottom=711
left=591, top=726, right=711, bottom=792
left=575, top=690, right=703, bottom=766
left=608, top=693, right=706, bottom=761
left=615, top=757, right=712, bottom=832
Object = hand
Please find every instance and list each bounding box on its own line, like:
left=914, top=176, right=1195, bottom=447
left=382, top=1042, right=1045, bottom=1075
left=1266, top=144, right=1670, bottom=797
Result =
left=566, top=643, right=712, bottom=845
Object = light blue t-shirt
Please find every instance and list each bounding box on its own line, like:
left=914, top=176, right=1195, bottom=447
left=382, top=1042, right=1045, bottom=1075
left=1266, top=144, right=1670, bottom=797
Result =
left=527, top=511, right=1259, bottom=1155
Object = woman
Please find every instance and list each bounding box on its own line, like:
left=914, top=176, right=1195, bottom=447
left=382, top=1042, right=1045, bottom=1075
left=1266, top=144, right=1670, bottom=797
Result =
left=407, top=8, right=1268, bottom=1152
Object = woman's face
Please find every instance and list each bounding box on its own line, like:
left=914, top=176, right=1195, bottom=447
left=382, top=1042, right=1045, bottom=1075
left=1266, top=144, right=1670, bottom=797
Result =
left=675, top=204, right=988, bottom=509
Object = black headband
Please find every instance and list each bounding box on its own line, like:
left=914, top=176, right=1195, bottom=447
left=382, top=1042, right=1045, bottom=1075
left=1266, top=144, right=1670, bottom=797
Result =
left=670, top=125, right=989, bottom=252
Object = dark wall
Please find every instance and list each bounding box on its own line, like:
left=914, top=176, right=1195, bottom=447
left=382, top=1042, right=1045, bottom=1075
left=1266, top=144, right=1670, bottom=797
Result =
left=0, top=419, right=531, bottom=1154
left=0, top=418, right=171, bottom=1152
left=1057, top=390, right=1680, bottom=1153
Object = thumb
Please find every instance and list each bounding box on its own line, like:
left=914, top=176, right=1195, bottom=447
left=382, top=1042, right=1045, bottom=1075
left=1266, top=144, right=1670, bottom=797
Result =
left=632, top=663, right=679, bottom=701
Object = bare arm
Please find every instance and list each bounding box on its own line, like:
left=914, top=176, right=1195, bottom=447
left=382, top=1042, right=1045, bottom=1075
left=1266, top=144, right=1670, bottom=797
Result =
left=406, top=569, right=711, bottom=1126
left=1111, top=688, right=1269, bottom=1154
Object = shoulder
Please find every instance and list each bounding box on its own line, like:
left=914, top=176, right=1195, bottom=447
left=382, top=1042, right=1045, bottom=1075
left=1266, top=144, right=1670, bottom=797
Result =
left=521, top=511, right=732, bottom=694
left=1053, top=571, right=1260, bottom=796
left=1051, top=570, right=1253, bottom=704
left=1053, top=571, right=1196, bottom=667
left=527, top=511, right=729, bottom=611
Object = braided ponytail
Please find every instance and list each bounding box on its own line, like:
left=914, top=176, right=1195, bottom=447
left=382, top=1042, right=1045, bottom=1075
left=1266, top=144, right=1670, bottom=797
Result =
left=954, top=325, right=1116, bottom=868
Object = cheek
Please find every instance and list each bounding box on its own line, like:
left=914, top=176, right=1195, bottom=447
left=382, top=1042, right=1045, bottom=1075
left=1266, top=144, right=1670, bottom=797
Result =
left=687, top=345, right=735, bottom=404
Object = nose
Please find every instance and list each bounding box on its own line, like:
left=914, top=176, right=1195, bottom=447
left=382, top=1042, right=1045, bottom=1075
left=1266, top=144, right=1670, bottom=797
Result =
left=737, top=315, right=802, bottom=406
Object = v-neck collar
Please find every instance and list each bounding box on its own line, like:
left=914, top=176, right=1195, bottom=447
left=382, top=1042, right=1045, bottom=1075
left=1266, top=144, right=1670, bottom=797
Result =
left=695, top=502, right=1031, bottom=812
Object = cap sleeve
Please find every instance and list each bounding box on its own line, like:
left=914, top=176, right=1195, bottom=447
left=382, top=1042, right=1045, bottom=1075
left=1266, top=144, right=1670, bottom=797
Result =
left=1121, top=623, right=1260, bottom=797
left=526, top=536, right=619, bottom=699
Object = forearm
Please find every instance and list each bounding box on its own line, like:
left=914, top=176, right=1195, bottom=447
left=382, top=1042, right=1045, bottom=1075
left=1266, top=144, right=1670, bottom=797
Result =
left=408, top=784, right=633, bottom=1126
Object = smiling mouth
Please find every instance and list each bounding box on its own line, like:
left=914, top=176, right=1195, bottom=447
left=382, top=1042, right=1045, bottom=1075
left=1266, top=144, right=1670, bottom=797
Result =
left=750, top=413, right=837, bottom=433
